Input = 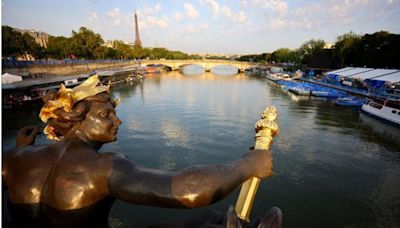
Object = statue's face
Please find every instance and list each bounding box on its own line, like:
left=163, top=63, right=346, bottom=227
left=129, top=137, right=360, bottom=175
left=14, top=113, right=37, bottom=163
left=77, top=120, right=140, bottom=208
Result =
left=79, top=101, right=122, bottom=142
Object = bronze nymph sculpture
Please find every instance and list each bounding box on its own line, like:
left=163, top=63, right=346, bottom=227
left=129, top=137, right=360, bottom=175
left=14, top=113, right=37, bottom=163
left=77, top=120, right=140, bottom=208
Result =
left=2, top=76, right=281, bottom=227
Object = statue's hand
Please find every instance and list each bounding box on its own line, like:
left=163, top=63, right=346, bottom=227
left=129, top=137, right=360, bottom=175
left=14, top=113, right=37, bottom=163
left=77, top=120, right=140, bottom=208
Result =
left=16, top=126, right=40, bottom=148
left=243, top=149, right=274, bottom=179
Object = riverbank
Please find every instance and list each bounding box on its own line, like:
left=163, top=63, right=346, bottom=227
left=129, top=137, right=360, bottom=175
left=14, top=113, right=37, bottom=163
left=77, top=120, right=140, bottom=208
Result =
left=2, top=60, right=138, bottom=78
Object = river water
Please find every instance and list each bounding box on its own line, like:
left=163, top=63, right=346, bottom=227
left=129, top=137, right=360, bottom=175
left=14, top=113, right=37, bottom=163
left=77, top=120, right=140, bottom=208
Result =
left=2, top=70, right=400, bottom=228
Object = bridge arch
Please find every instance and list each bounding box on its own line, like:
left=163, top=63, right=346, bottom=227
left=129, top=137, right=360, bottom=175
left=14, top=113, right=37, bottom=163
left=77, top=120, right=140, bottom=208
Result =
left=141, top=59, right=259, bottom=72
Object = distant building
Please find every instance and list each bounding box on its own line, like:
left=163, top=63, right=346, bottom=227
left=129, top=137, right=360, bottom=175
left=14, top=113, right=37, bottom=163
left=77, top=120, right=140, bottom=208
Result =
left=103, top=40, right=135, bottom=48
left=14, top=28, right=50, bottom=48
left=193, top=52, right=239, bottom=59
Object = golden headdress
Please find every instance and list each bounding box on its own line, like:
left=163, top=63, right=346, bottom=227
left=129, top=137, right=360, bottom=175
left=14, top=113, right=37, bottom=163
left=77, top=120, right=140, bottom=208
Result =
left=39, top=75, right=114, bottom=140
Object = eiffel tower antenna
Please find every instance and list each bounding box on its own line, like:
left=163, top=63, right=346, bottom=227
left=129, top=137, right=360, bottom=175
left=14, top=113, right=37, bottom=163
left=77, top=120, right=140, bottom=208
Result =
left=134, top=10, right=142, bottom=47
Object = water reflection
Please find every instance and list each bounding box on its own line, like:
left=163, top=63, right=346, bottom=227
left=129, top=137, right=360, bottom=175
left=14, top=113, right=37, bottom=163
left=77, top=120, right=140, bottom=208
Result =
left=181, top=64, right=205, bottom=75
left=358, top=113, right=400, bottom=152
left=369, top=166, right=400, bottom=228
left=210, top=65, right=239, bottom=75
left=2, top=71, right=400, bottom=228
left=160, top=119, right=191, bottom=148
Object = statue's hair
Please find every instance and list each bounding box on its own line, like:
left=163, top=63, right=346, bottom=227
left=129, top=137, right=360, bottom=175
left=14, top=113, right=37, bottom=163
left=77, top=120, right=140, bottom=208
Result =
left=42, top=92, right=111, bottom=138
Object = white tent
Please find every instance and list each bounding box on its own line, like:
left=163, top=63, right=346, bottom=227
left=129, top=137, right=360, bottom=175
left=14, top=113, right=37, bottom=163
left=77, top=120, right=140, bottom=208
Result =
left=2, top=73, right=23, bottom=84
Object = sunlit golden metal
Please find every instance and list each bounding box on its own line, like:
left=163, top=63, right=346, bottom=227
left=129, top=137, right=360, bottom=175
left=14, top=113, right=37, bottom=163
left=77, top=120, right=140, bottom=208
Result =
left=235, top=106, right=279, bottom=222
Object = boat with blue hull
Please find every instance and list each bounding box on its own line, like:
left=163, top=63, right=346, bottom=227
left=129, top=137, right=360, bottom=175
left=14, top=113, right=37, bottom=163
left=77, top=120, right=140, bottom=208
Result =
left=335, top=97, right=366, bottom=107
left=311, top=90, right=347, bottom=98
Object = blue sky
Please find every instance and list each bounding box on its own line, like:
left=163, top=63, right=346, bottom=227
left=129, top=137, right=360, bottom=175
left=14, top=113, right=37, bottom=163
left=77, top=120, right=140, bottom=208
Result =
left=2, top=0, right=400, bottom=54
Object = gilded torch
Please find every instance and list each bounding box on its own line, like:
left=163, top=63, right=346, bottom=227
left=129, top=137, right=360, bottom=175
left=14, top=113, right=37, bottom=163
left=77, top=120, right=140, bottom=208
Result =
left=235, top=106, right=279, bottom=222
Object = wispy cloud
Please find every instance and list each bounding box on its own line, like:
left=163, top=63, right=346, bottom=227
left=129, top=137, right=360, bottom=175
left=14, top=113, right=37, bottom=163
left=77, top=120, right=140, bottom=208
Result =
left=145, top=16, right=169, bottom=28
left=106, top=7, right=123, bottom=26
left=88, top=12, right=99, bottom=22
left=137, top=4, right=169, bottom=29
left=221, top=6, right=232, bottom=17
left=251, top=0, right=288, bottom=14
left=268, top=17, right=286, bottom=30
left=185, top=24, right=196, bottom=32
left=200, top=23, right=209, bottom=29
left=201, top=0, right=220, bottom=18
left=240, top=0, right=249, bottom=8
left=232, top=11, right=247, bottom=23
left=174, top=12, right=184, bottom=20
left=184, top=3, right=199, bottom=19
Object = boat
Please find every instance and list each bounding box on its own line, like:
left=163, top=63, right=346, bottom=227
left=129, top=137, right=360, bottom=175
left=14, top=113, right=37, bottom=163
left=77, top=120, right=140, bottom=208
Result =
left=288, top=87, right=311, bottom=95
left=146, top=64, right=170, bottom=73
left=335, top=96, right=366, bottom=107
left=311, top=89, right=347, bottom=98
left=145, top=67, right=161, bottom=74
left=266, top=73, right=291, bottom=82
left=361, top=100, right=400, bottom=126
left=265, top=73, right=280, bottom=82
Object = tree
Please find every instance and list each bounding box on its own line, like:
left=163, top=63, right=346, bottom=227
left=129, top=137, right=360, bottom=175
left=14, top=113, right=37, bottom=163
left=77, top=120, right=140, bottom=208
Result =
left=334, top=31, right=361, bottom=67
left=297, top=39, right=325, bottom=64
left=69, top=27, right=104, bottom=59
left=2, top=26, right=46, bottom=59
left=2, top=26, right=25, bottom=58
left=112, top=40, right=133, bottom=59
left=269, top=48, right=299, bottom=63
left=21, top=33, right=45, bottom=59
left=132, top=44, right=146, bottom=59
left=46, top=36, right=70, bottom=59
left=347, top=31, right=400, bottom=68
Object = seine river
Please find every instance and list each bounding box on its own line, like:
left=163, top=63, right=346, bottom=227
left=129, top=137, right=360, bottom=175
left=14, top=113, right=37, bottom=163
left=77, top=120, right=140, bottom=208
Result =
left=3, top=69, right=400, bottom=228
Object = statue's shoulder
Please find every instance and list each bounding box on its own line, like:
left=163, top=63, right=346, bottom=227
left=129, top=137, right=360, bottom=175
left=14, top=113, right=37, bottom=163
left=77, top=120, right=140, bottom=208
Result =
left=99, top=151, right=130, bottom=160
left=97, top=152, right=136, bottom=169
left=5, top=144, right=52, bottom=159
left=94, top=152, right=137, bottom=179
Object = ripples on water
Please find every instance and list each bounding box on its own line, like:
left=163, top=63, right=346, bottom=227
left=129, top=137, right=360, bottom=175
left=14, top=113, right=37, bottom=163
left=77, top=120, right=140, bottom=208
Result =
left=2, top=71, right=400, bottom=227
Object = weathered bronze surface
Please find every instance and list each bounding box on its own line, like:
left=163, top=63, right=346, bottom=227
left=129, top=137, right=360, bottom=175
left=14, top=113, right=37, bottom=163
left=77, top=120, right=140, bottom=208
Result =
left=2, top=87, right=278, bottom=227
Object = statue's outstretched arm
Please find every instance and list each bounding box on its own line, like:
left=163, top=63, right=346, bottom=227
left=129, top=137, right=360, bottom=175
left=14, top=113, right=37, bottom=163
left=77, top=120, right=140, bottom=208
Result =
left=107, top=150, right=273, bottom=208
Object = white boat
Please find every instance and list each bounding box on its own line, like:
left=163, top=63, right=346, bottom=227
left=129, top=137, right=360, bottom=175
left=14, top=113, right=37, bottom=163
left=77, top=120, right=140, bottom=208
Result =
left=265, top=73, right=280, bottom=82
left=266, top=73, right=291, bottom=82
left=361, top=100, right=400, bottom=126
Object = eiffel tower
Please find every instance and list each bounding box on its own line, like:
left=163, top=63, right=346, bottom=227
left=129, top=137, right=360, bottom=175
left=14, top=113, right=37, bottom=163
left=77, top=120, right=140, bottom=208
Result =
left=134, top=11, right=142, bottom=47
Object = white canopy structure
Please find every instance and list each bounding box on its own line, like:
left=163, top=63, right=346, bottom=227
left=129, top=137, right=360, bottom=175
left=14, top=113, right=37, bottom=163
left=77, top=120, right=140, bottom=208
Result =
left=2, top=73, right=23, bottom=84
left=335, top=68, right=374, bottom=77
left=372, top=71, right=400, bottom=83
left=348, top=69, right=400, bottom=80
left=325, top=67, right=354, bottom=75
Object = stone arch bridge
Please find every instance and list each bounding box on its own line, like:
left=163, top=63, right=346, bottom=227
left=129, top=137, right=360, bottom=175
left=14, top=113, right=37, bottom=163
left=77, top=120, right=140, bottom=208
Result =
left=141, top=59, right=259, bottom=72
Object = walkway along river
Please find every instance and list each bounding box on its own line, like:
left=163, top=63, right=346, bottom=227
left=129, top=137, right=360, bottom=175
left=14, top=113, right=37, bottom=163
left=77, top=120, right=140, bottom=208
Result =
left=3, top=71, right=400, bottom=227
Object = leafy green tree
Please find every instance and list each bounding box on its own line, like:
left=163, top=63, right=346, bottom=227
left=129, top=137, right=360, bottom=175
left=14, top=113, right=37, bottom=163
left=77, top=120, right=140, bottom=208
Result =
left=347, top=31, right=400, bottom=68
left=2, top=26, right=45, bottom=59
left=334, top=31, right=361, bottom=67
left=2, top=26, right=25, bottom=58
left=104, top=47, right=118, bottom=59
left=297, top=39, right=325, bottom=64
left=46, top=36, right=70, bottom=59
left=132, top=44, right=146, bottom=59
left=21, top=33, right=44, bottom=59
left=111, top=40, right=133, bottom=59
left=269, top=48, right=299, bottom=63
left=236, top=53, right=269, bottom=62
left=69, top=27, right=104, bottom=59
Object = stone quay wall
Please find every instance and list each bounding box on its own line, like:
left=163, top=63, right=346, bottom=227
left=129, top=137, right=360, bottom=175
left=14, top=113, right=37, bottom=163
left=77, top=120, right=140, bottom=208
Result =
left=3, top=61, right=138, bottom=77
